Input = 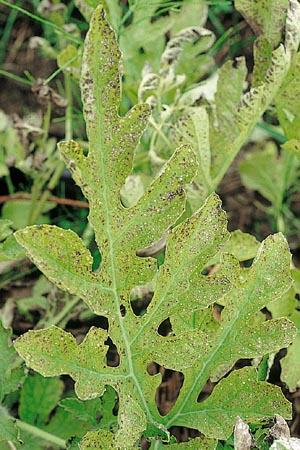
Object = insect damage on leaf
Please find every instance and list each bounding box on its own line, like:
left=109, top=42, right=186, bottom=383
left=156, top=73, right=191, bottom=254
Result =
left=14, top=3, right=297, bottom=448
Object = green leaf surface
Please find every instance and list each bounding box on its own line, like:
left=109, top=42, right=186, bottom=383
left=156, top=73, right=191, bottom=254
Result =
left=271, top=437, right=300, bottom=449
left=14, top=4, right=297, bottom=446
left=14, top=429, right=47, bottom=450
left=0, top=235, right=25, bottom=262
left=19, top=373, right=64, bottom=426
left=59, top=385, right=116, bottom=431
left=0, top=407, right=18, bottom=443
left=0, top=322, right=24, bottom=402
left=0, top=220, right=13, bottom=241
left=239, top=142, right=299, bottom=214
left=119, top=0, right=208, bottom=84
left=173, top=106, right=212, bottom=204
left=281, top=329, right=300, bottom=392
left=210, top=230, right=260, bottom=265
left=279, top=295, right=300, bottom=390
left=43, top=388, right=116, bottom=441
left=181, top=367, right=291, bottom=439
left=235, top=0, right=289, bottom=48
left=252, top=37, right=273, bottom=86
left=79, top=430, right=115, bottom=449
left=1, top=200, right=52, bottom=229
left=209, top=44, right=288, bottom=187
left=198, top=1, right=300, bottom=192
left=276, top=52, right=300, bottom=139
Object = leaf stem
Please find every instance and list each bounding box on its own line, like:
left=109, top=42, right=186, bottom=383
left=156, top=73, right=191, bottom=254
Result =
left=15, top=419, right=66, bottom=448
left=64, top=73, right=73, bottom=141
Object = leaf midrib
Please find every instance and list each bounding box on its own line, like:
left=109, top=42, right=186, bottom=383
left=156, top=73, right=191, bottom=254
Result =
left=96, top=96, right=153, bottom=424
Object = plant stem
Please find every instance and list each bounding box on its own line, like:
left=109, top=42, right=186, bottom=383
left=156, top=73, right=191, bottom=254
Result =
left=5, top=174, right=14, bottom=195
left=43, top=296, right=81, bottom=328
left=28, top=161, right=66, bottom=226
left=0, top=1, right=19, bottom=65
left=15, top=419, right=66, bottom=448
left=149, top=117, right=173, bottom=151
left=64, top=73, right=73, bottom=141
left=0, top=69, right=33, bottom=86
left=28, top=102, right=52, bottom=226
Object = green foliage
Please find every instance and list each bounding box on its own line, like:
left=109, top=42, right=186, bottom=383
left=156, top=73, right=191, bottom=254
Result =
left=118, top=0, right=209, bottom=85
left=0, top=323, right=24, bottom=444
left=136, top=0, right=300, bottom=210
left=235, top=0, right=289, bottom=48
left=0, top=320, right=117, bottom=449
left=239, top=142, right=300, bottom=233
left=12, top=4, right=297, bottom=448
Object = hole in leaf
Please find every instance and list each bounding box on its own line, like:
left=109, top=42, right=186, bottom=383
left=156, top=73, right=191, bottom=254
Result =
left=140, top=436, right=151, bottom=449
left=268, top=350, right=286, bottom=384
left=120, top=304, right=126, bottom=317
left=147, top=361, right=159, bottom=376
left=66, top=315, right=108, bottom=332
left=130, top=285, right=154, bottom=316
left=91, top=245, right=101, bottom=272
left=153, top=365, right=184, bottom=416
left=168, top=426, right=201, bottom=444
left=157, top=318, right=172, bottom=336
left=105, top=337, right=120, bottom=367
left=212, top=303, right=223, bottom=321
left=197, top=378, right=215, bottom=403
left=112, top=389, right=119, bottom=417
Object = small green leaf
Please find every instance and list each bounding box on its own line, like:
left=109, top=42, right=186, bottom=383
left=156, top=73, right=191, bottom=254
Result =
left=0, top=219, right=13, bottom=241
left=0, top=407, right=18, bottom=443
left=0, top=322, right=24, bottom=402
left=119, top=0, right=208, bottom=84
left=0, top=235, right=25, bottom=262
left=204, top=8, right=297, bottom=190
left=2, top=200, right=53, bottom=229
left=239, top=142, right=299, bottom=213
left=19, top=373, right=64, bottom=426
left=14, top=326, right=109, bottom=396
left=59, top=387, right=116, bottom=430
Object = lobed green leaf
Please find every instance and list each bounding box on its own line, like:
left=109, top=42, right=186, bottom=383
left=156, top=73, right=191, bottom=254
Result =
left=14, top=4, right=297, bottom=447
